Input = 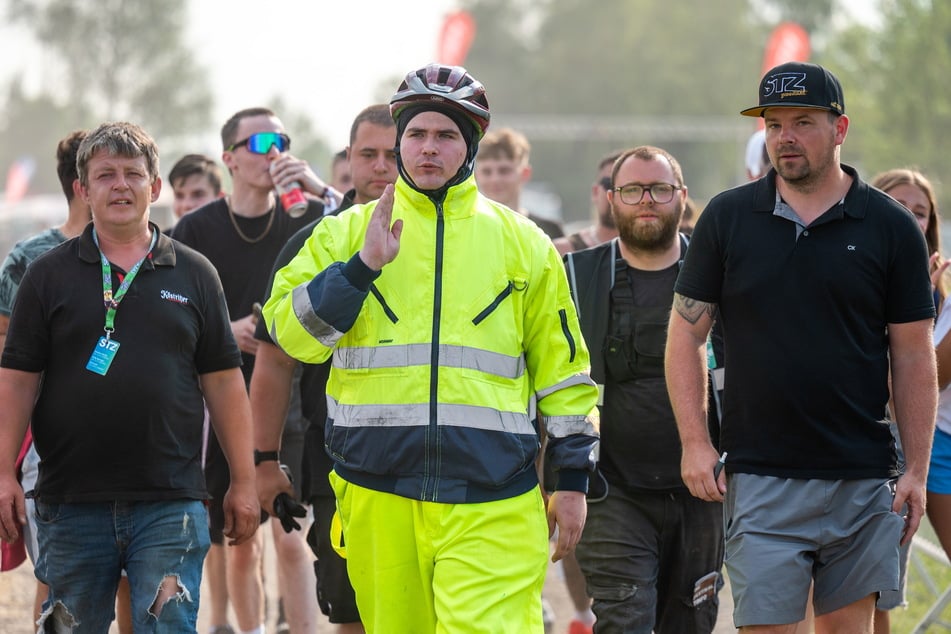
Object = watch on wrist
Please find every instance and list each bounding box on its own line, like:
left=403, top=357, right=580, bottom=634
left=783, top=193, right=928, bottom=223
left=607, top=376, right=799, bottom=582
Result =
left=254, top=449, right=280, bottom=466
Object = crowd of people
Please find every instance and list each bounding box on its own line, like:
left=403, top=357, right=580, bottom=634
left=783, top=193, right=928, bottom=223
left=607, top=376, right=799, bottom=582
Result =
left=0, top=58, right=947, bottom=634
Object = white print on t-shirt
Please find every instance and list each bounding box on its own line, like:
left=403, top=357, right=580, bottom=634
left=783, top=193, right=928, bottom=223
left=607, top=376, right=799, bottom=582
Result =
left=160, top=290, right=190, bottom=305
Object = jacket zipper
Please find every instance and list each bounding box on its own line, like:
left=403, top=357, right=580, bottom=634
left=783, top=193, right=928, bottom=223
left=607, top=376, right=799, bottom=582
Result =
left=425, top=199, right=446, bottom=501
left=369, top=284, right=399, bottom=323
left=559, top=308, right=577, bottom=363
left=472, top=281, right=514, bottom=325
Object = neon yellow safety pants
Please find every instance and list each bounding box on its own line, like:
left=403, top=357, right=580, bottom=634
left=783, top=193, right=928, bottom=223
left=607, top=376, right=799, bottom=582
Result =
left=329, top=471, right=549, bottom=633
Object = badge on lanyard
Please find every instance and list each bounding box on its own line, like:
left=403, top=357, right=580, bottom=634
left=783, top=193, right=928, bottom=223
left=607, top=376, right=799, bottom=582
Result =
left=85, top=227, right=156, bottom=376
left=86, top=335, right=120, bottom=375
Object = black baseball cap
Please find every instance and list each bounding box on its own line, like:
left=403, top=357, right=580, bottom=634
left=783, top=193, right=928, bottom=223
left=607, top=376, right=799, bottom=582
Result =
left=741, top=61, right=845, bottom=117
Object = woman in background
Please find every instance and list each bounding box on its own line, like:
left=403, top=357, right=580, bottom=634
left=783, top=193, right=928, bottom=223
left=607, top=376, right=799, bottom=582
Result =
left=872, top=168, right=950, bottom=634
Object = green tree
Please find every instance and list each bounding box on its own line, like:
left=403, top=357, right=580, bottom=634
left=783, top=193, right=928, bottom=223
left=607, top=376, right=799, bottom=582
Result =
left=0, top=0, right=214, bottom=198
left=756, top=0, right=834, bottom=34
left=6, top=0, right=213, bottom=139
left=462, top=0, right=764, bottom=222
left=827, top=0, right=951, bottom=214
left=0, top=79, right=86, bottom=195
left=459, top=0, right=536, bottom=114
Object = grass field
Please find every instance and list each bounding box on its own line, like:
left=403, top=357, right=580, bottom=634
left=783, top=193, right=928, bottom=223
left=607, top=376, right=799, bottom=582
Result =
left=892, top=520, right=951, bottom=633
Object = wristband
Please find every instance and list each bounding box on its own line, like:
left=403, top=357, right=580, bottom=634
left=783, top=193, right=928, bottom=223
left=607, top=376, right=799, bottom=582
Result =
left=253, top=449, right=280, bottom=466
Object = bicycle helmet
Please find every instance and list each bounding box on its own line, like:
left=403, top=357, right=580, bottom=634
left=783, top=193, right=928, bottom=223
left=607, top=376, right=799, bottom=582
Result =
left=390, top=64, right=490, bottom=140
left=390, top=64, right=491, bottom=199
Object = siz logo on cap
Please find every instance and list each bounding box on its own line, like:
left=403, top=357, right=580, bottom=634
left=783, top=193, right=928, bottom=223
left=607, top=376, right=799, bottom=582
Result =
left=763, top=72, right=808, bottom=99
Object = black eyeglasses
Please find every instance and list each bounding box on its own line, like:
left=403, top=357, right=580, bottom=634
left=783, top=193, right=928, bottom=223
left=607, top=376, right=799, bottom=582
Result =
left=599, top=176, right=613, bottom=190
left=227, top=132, right=291, bottom=154
left=614, top=182, right=682, bottom=204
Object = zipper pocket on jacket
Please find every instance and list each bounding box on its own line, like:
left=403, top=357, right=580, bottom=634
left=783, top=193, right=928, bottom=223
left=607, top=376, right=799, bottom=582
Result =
left=559, top=308, right=577, bottom=363
left=472, top=281, right=516, bottom=325
left=370, top=284, right=399, bottom=323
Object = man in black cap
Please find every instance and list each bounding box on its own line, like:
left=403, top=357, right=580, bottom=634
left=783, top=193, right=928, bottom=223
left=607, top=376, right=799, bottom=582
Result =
left=666, top=61, right=937, bottom=632
left=261, top=64, right=600, bottom=633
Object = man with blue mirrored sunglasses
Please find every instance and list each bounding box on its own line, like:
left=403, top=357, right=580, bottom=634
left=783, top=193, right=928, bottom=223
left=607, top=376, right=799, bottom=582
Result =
left=172, top=107, right=331, bottom=634
left=226, top=131, right=291, bottom=155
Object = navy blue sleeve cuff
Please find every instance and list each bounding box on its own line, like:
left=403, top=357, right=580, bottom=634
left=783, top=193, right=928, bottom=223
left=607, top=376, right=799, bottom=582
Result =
left=555, top=468, right=589, bottom=494
left=341, top=253, right=381, bottom=292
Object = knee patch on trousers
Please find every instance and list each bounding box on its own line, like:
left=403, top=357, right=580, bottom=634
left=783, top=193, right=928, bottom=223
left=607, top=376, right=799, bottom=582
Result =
left=587, top=580, right=638, bottom=602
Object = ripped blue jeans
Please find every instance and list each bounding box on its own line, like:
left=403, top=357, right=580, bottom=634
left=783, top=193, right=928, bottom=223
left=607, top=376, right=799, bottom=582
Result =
left=34, top=499, right=210, bottom=633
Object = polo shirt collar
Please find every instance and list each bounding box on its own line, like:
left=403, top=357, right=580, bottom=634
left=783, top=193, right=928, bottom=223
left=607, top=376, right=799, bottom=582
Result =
left=751, top=163, right=868, bottom=221
left=78, top=221, right=176, bottom=268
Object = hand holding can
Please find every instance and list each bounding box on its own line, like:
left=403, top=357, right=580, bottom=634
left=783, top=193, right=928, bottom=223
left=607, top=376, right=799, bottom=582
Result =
left=269, top=159, right=308, bottom=218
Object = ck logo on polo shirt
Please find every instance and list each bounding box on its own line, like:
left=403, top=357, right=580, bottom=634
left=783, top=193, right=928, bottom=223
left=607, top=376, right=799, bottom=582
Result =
left=160, top=290, right=190, bottom=305
left=847, top=245, right=856, bottom=251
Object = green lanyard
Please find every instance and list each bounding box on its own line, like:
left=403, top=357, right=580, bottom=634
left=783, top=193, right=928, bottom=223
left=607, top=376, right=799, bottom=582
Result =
left=92, top=227, right=158, bottom=338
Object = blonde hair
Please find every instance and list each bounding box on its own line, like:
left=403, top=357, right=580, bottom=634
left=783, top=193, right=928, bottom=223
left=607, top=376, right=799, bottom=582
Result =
left=477, top=127, right=530, bottom=165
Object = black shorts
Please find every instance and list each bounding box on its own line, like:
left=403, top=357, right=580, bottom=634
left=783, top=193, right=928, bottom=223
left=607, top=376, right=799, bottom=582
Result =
left=307, top=494, right=360, bottom=624
left=205, top=429, right=266, bottom=544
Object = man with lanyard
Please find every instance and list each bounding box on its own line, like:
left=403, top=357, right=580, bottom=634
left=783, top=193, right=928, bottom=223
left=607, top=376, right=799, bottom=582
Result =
left=0, top=121, right=258, bottom=631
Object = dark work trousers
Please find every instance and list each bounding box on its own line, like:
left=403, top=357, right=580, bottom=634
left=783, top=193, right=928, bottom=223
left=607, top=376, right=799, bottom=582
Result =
left=575, top=483, right=724, bottom=633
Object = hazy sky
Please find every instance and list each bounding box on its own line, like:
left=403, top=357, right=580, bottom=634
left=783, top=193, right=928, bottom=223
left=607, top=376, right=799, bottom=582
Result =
left=189, top=0, right=457, bottom=151
left=0, top=0, right=879, bottom=158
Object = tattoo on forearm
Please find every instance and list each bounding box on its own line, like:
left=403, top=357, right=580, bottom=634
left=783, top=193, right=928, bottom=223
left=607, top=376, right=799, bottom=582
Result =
left=673, top=294, right=717, bottom=325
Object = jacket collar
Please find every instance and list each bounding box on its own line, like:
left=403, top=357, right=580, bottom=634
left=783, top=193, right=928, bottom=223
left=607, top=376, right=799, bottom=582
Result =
left=394, top=174, right=480, bottom=219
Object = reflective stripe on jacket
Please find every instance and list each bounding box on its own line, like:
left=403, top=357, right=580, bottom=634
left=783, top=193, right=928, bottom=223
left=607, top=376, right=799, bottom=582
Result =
left=264, top=175, right=599, bottom=503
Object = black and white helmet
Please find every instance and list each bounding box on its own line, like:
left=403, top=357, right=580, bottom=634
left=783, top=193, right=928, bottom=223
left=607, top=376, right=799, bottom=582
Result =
left=390, top=64, right=490, bottom=140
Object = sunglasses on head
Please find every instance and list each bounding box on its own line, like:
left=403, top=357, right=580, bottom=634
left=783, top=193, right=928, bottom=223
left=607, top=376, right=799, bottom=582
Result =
left=227, top=132, right=291, bottom=154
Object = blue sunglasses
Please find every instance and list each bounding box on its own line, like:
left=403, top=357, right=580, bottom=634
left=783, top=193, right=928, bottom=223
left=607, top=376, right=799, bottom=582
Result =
left=227, top=132, right=290, bottom=154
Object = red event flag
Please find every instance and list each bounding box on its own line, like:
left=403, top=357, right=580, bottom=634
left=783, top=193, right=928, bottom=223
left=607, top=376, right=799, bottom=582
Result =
left=754, top=22, right=811, bottom=129
left=762, top=22, right=810, bottom=76
left=436, top=11, right=476, bottom=67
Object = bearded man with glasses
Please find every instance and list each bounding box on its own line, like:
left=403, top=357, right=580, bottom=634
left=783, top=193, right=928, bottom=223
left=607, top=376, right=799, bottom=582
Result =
left=172, top=107, right=331, bottom=634
left=565, top=145, right=724, bottom=633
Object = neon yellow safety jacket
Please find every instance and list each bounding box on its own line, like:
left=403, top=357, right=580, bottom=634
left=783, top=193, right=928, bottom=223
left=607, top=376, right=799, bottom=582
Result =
left=264, top=175, right=599, bottom=503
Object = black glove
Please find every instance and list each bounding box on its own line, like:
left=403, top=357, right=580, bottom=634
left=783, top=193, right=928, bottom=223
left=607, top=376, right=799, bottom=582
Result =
left=272, top=491, right=307, bottom=533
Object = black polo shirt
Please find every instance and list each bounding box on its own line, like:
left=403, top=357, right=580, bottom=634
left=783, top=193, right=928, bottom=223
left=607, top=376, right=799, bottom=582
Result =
left=1, top=222, right=241, bottom=503
left=171, top=197, right=323, bottom=385
left=675, top=165, right=934, bottom=479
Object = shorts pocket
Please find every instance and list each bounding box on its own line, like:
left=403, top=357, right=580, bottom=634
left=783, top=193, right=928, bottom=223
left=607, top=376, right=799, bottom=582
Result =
left=33, top=501, right=62, bottom=523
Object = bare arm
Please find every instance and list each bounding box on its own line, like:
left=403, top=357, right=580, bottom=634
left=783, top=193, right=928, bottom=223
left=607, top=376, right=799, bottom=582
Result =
left=248, top=341, right=297, bottom=514
left=889, top=318, right=939, bottom=545
left=936, top=324, right=951, bottom=390
left=665, top=293, right=722, bottom=501
left=201, top=368, right=259, bottom=545
left=0, top=314, right=8, bottom=353
left=0, top=367, right=40, bottom=542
